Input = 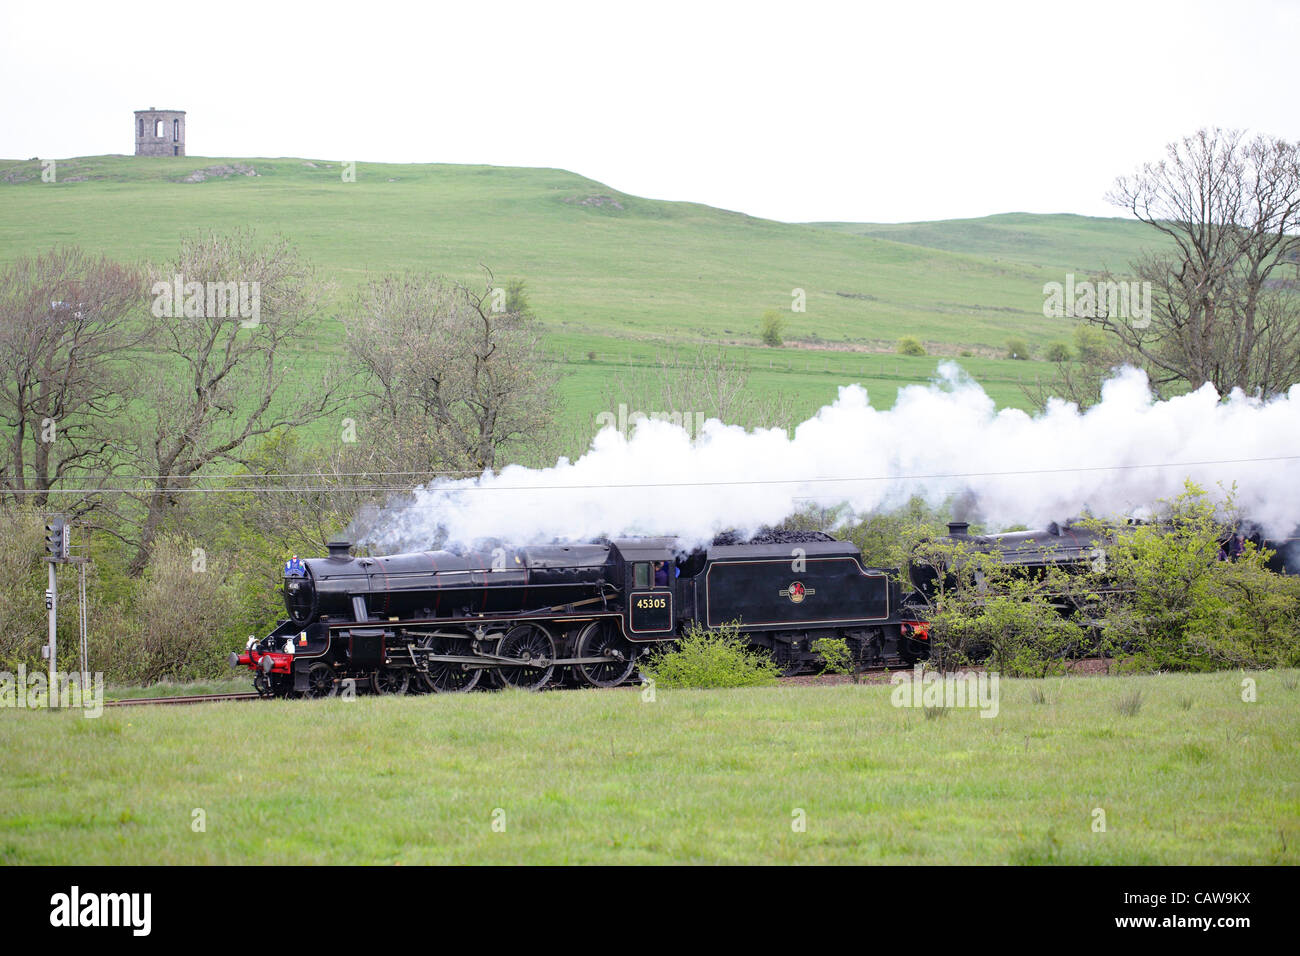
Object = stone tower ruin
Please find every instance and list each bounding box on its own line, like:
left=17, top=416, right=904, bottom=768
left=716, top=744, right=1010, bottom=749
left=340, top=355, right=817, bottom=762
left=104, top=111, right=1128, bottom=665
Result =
left=134, top=108, right=185, bottom=156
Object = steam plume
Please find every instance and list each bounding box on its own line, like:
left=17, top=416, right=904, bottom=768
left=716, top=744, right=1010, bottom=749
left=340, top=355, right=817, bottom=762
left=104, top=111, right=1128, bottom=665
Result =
left=352, top=364, right=1300, bottom=553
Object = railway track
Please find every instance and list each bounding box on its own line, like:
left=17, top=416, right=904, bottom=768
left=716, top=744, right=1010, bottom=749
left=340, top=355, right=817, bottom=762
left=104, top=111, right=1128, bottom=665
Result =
left=104, top=692, right=260, bottom=708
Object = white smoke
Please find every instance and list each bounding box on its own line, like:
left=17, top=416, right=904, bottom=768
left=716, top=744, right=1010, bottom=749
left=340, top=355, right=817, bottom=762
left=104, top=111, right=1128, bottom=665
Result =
left=354, top=363, right=1300, bottom=553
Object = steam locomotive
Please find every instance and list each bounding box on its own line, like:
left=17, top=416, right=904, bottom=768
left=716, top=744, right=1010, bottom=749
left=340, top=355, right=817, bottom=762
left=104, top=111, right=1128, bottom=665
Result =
left=231, top=533, right=933, bottom=697
left=907, top=519, right=1300, bottom=605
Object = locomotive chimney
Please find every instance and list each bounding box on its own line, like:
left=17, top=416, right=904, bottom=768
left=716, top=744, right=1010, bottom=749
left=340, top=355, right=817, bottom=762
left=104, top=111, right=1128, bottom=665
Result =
left=327, top=540, right=352, bottom=559
left=947, top=522, right=970, bottom=537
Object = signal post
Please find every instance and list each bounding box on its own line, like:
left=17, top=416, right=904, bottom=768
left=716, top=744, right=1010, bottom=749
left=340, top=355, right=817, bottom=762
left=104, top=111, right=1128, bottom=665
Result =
left=42, top=516, right=85, bottom=709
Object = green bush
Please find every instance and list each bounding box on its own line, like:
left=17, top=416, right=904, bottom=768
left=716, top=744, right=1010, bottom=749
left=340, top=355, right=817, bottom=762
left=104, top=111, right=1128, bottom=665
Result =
left=759, top=310, right=785, bottom=347
left=1045, top=341, right=1072, bottom=362
left=1006, top=338, right=1030, bottom=360
left=1073, top=324, right=1108, bottom=363
left=120, top=534, right=254, bottom=684
left=896, top=336, right=926, bottom=356
left=913, top=532, right=1098, bottom=677
left=640, top=621, right=781, bottom=688
left=1087, top=484, right=1300, bottom=671
left=931, top=587, right=1087, bottom=677
left=811, top=637, right=855, bottom=680
left=0, top=508, right=57, bottom=670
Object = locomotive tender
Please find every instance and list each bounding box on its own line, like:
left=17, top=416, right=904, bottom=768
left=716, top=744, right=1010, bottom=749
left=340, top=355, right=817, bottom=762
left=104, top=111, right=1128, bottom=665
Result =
left=232, top=534, right=932, bottom=697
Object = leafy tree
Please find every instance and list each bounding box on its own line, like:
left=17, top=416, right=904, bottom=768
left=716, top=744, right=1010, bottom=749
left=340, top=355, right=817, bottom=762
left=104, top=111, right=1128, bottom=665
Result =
left=760, top=309, right=785, bottom=347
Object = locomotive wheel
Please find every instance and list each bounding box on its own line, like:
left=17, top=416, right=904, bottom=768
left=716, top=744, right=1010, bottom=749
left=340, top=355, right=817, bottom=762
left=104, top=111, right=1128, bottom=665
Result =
left=573, top=620, right=637, bottom=688
left=496, top=623, right=556, bottom=691
left=370, top=667, right=410, bottom=696
left=418, top=635, right=482, bottom=693
left=304, top=662, right=338, bottom=699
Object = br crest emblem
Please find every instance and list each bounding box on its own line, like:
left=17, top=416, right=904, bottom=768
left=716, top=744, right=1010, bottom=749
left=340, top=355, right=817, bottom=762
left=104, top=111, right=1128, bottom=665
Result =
left=780, top=581, right=814, bottom=603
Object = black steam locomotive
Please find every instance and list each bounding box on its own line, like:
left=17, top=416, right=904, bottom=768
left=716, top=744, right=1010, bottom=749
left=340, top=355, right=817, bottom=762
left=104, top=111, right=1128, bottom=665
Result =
left=907, top=519, right=1300, bottom=606
left=232, top=533, right=932, bottom=697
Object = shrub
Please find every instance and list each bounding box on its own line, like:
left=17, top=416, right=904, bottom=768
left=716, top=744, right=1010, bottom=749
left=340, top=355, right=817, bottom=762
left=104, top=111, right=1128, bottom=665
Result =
left=811, top=637, right=855, bottom=680
left=122, top=534, right=253, bottom=684
left=1006, top=338, right=1030, bottom=360
left=931, top=588, right=1087, bottom=677
left=1073, top=324, right=1108, bottom=363
left=639, top=620, right=781, bottom=688
left=759, top=310, right=785, bottom=347
left=0, top=508, right=57, bottom=670
left=1088, top=484, right=1300, bottom=671
left=896, top=336, right=926, bottom=356
left=504, top=278, right=533, bottom=318
left=1045, top=341, right=1072, bottom=362
left=917, top=533, right=1097, bottom=677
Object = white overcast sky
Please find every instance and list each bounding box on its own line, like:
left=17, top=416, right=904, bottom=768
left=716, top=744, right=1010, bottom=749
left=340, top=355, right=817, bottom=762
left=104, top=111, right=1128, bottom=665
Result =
left=2, top=0, right=1297, bottom=223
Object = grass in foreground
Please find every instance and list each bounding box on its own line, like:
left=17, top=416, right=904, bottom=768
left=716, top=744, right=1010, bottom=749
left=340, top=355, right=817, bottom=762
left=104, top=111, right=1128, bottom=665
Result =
left=1, top=670, right=1295, bottom=864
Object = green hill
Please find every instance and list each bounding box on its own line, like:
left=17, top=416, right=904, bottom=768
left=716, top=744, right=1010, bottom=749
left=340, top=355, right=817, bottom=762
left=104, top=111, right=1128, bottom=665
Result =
left=0, top=155, right=1162, bottom=429
left=812, top=211, right=1163, bottom=275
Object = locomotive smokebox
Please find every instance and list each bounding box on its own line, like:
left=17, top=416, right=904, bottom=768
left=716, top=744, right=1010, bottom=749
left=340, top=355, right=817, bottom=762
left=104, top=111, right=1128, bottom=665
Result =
left=327, top=540, right=352, bottom=559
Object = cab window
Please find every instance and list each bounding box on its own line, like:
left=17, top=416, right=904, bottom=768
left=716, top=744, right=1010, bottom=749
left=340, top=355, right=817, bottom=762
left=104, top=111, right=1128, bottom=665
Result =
left=633, top=562, right=650, bottom=588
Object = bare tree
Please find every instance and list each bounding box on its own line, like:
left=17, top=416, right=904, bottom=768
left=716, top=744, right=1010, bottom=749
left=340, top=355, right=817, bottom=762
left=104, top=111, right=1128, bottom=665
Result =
left=125, top=230, right=343, bottom=574
left=0, top=247, right=145, bottom=511
left=342, top=270, right=559, bottom=475
left=1103, top=128, right=1300, bottom=397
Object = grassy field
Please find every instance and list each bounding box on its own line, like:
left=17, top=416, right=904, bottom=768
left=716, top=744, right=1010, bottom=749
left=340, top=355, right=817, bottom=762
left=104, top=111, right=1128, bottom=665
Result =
left=816, top=211, right=1163, bottom=275
left=2, top=670, right=1295, bottom=864
left=0, top=154, right=1162, bottom=432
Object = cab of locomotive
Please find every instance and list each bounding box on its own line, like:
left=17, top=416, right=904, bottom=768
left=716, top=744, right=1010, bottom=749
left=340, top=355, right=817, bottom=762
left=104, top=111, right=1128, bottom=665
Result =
left=610, top=538, right=681, bottom=639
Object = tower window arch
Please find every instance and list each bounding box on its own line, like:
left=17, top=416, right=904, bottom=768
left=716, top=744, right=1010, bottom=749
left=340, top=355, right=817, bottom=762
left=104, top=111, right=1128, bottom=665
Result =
left=155, top=119, right=163, bottom=138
